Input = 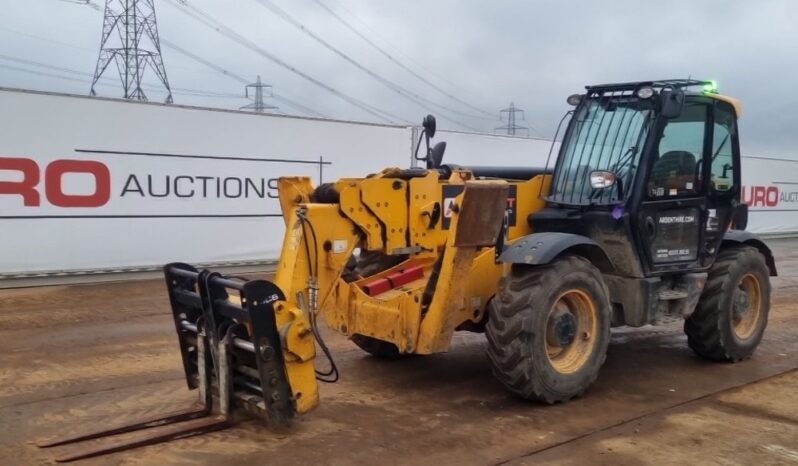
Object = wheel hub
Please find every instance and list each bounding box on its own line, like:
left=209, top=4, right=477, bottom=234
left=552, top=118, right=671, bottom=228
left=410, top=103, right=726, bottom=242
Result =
left=547, top=309, right=577, bottom=347
left=733, top=288, right=751, bottom=320
left=544, top=289, right=600, bottom=375
left=732, top=273, right=763, bottom=340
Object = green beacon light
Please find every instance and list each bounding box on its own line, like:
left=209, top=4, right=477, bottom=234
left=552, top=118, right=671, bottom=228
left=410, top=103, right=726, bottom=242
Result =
left=703, top=80, right=719, bottom=94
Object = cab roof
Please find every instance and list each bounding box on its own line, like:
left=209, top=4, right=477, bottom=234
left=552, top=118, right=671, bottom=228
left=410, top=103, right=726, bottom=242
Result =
left=584, top=79, right=742, bottom=118
left=585, top=79, right=712, bottom=93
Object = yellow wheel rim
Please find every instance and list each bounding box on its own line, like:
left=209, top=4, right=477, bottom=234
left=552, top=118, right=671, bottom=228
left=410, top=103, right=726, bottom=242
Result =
left=733, top=273, right=762, bottom=340
left=545, top=289, right=599, bottom=374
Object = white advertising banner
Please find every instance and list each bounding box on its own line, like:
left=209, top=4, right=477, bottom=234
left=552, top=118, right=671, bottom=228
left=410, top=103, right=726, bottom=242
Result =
left=741, top=156, right=798, bottom=235
left=1, top=88, right=795, bottom=277
left=0, top=88, right=412, bottom=275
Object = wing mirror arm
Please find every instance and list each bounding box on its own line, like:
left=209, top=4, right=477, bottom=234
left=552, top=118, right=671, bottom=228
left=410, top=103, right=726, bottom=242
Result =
left=414, top=114, right=437, bottom=164
left=413, top=114, right=446, bottom=169
left=413, top=130, right=426, bottom=161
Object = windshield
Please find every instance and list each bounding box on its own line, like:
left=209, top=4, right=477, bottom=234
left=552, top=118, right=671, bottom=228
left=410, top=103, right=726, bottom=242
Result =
left=548, top=97, right=654, bottom=205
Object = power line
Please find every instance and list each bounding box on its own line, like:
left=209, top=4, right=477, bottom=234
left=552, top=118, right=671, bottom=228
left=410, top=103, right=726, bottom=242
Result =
left=0, top=63, right=239, bottom=100
left=0, top=56, right=242, bottom=100
left=270, top=94, right=328, bottom=119
left=0, top=63, right=96, bottom=86
left=322, top=0, right=475, bottom=99
left=0, top=53, right=92, bottom=78
left=0, top=53, right=237, bottom=97
left=270, top=93, right=324, bottom=118
left=253, top=0, right=480, bottom=131
left=52, top=0, right=464, bottom=126
left=49, top=0, right=461, bottom=126
left=160, top=39, right=329, bottom=118
left=0, top=25, right=95, bottom=52
left=309, top=0, right=495, bottom=119
left=160, top=39, right=249, bottom=84
left=56, top=0, right=102, bottom=10
left=171, top=0, right=405, bottom=123
left=163, top=0, right=408, bottom=124
left=16, top=3, right=325, bottom=118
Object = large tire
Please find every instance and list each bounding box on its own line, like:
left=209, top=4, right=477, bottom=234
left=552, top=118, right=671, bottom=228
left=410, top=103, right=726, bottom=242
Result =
left=685, top=246, right=771, bottom=361
left=310, top=183, right=339, bottom=203
left=486, top=256, right=611, bottom=403
left=350, top=334, right=402, bottom=359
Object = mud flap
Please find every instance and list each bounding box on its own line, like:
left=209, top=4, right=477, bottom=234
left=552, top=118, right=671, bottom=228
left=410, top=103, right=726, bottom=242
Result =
left=417, top=181, right=509, bottom=353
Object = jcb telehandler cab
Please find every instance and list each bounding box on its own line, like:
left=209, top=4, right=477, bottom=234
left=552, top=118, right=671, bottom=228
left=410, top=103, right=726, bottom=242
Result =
left=40, top=79, right=775, bottom=462
left=487, top=79, right=775, bottom=401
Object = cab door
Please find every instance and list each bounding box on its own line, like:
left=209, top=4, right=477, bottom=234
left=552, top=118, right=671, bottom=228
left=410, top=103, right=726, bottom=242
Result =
left=702, top=99, right=741, bottom=260
left=637, top=98, right=711, bottom=273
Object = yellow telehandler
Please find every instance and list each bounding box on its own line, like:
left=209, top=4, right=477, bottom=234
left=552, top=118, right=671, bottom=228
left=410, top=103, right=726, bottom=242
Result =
left=40, top=79, right=776, bottom=462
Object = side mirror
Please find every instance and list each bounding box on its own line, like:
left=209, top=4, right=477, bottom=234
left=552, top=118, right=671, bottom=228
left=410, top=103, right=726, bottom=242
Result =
left=422, top=114, right=436, bottom=138
left=427, top=141, right=447, bottom=169
left=414, top=114, right=440, bottom=166
left=589, top=170, right=617, bottom=189
left=660, top=88, right=685, bottom=119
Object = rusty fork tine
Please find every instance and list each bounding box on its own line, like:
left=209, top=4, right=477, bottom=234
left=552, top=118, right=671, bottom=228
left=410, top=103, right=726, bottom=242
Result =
left=53, top=415, right=230, bottom=463
left=36, top=283, right=273, bottom=463
left=37, top=404, right=210, bottom=448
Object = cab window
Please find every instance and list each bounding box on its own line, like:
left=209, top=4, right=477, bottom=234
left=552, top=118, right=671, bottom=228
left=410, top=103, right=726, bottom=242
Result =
left=710, top=102, right=736, bottom=193
left=649, top=102, right=708, bottom=198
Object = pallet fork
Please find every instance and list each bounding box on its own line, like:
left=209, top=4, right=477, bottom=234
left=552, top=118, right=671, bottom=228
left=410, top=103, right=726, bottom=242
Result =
left=38, top=264, right=296, bottom=462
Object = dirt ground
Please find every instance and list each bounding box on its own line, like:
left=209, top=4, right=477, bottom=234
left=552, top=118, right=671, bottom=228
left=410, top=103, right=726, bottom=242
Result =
left=1, top=239, right=797, bottom=465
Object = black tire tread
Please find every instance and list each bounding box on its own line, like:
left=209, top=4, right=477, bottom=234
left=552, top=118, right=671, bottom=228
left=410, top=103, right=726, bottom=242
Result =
left=485, top=256, right=610, bottom=404
left=684, top=245, right=770, bottom=362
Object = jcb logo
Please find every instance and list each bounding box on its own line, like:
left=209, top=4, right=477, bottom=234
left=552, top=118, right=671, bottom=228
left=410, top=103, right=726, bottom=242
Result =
left=0, top=157, right=111, bottom=207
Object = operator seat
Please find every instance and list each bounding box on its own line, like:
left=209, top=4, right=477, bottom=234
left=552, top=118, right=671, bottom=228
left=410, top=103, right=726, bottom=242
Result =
left=650, top=150, right=697, bottom=194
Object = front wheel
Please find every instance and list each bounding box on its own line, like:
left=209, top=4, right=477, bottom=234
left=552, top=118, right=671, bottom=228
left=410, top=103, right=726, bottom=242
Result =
left=486, top=256, right=611, bottom=403
left=685, top=246, right=771, bottom=361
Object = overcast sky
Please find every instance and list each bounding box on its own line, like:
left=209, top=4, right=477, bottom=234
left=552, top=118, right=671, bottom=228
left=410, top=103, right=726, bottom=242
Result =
left=1, top=0, right=797, bottom=156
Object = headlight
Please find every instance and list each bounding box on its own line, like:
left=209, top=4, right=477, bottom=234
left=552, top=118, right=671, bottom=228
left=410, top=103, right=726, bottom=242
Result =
left=567, top=94, right=583, bottom=106
left=590, top=170, right=617, bottom=189
left=636, top=86, right=655, bottom=99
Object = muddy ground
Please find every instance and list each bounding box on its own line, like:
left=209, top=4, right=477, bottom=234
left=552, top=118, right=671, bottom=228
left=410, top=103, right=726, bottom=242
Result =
left=1, top=239, right=797, bottom=465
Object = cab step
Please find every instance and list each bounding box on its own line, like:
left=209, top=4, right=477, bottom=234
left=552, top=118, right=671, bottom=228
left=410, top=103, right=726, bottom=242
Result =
left=658, top=288, right=689, bottom=300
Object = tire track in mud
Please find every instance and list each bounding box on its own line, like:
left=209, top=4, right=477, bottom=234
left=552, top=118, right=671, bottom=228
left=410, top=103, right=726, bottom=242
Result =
left=9, top=329, right=798, bottom=466
left=2, top=243, right=798, bottom=466
left=0, top=336, right=183, bottom=408
left=491, top=367, right=798, bottom=466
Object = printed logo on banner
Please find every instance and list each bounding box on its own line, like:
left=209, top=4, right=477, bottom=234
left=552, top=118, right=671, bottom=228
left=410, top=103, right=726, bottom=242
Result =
left=0, top=158, right=111, bottom=207
left=741, top=185, right=798, bottom=207
left=0, top=153, right=330, bottom=218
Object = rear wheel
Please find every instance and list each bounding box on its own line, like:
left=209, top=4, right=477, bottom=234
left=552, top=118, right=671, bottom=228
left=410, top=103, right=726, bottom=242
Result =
left=685, top=246, right=771, bottom=361
left=486, top=256, right=611, bottom=403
